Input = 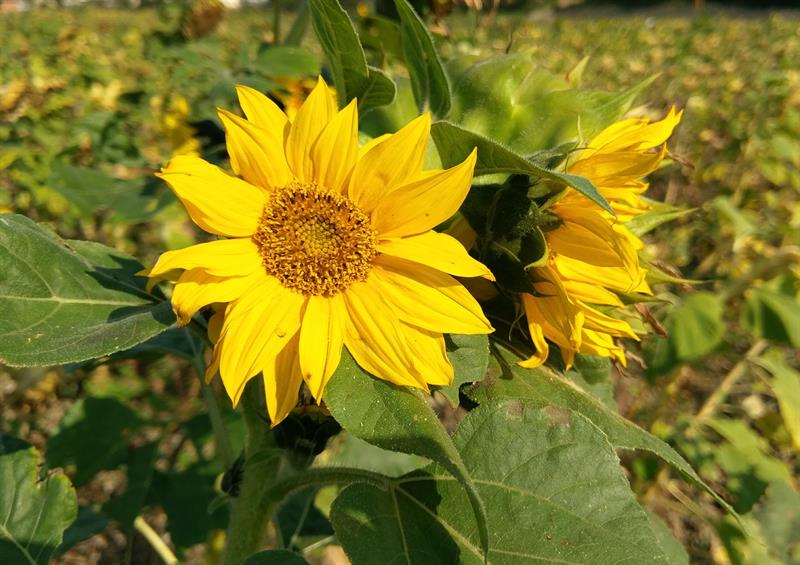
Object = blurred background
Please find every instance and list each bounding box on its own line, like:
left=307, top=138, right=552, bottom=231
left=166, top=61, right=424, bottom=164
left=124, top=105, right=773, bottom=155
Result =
left=1, top=1, right=798, bottom=563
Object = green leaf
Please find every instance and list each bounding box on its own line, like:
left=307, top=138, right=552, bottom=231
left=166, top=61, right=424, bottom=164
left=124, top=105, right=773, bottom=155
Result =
left=743, top=288, right=800, bottom=347
left=393, top=0, right=450, bottom=117
left=331, top=402, right=671, bottom=564
left=256, top=45, right=320, bottom=77
left=626, top=202, right=695, bottom=236
left=0, top=443, right=78, bottom=565
left=47, top=164, right=171, bottom=222
left=439, top=333, right=490, bottom=407
left=0, top=214, right=175, bottom=367
left=753, top=482, right=800, bottom=563
left=467, top=343, right=735, bottom=515
left=308, top=0, right=368, bottom=108
left=708, top=418, right=793, bottom=485
left=647, top=512, right=690, bottom=565
left=326, top=433, right=427, bottom=478
left=359, top=67, right=397, bottom=115
left=324, top=350, right=489, bottom=558
left=243, top=549, right=310, bottom=565
left=670, top=292, right=724, bottom=360
left=430, top=121, right=614, bottom=214
left=46, top=397, right=143, bottom=487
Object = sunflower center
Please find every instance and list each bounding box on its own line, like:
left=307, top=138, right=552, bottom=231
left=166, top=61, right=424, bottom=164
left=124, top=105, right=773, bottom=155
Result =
left=253, top=181, right=377, bottom=296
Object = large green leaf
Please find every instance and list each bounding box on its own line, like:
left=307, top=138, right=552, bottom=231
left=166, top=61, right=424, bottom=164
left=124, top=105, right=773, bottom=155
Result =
left=0, top=442, right=78, bottom=565
left=331, top=402, right=672, bottom=564
left=448, top=53, right=654, bottom=154
left=324, top=350, right=489, bottom=557
left=467, top=343, right=734, bottom=514
left=431, top=121, right=613, bottom=214
left=308, top=0, right=395, bottom=113
left=393, top=0, right=450, bottom=117
left=0, top=214, right=175, bottom=367
left=309, top=0, right=368, bottom=108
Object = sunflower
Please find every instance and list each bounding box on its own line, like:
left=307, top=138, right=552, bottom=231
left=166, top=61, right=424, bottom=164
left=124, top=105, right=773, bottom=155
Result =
left=519, top=108, right=682, bottom=369
left=146, top=77, right=494, bottom=425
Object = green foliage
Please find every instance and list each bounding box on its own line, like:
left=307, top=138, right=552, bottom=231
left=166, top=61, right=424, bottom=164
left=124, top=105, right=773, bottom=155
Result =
left=331, top=402, right=675, bottom=564
left=393, top=0, right=451, bottom=117
left=308, top=0, right=396, bottom=113
left=0, top=440, right=78, bottom=565
left=324, top=350, right=490, bottom=557
left=431, top=121, right=613, bottom=213
left=467, top=344, right=733, bottom=513
left=0, top=214, right=174, bottom=367
left=243, top=550, right=310, bottom=564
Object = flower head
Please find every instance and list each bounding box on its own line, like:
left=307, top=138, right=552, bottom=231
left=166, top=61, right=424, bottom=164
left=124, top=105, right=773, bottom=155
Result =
left=147, top=77, right=493, bottom=425
left=520, top=108, right=682, bottom=369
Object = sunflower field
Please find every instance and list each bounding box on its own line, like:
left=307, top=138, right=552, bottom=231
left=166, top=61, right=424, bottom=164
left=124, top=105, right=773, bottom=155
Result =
left=1, top=2, right=798, bottom=564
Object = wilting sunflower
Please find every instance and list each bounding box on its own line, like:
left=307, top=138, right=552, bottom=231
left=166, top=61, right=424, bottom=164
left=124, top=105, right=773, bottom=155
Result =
left=519, top=108, right=682, bottom=369
left=146, top=77, right=494, bottom=425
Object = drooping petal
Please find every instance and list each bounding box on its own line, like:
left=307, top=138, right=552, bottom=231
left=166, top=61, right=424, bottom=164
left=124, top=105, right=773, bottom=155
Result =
left=343, top=281, right=429, bottom=389
left=218, top=108, right=292, bottom=190
left=370, top=255, right=493, bottom=335
left=171, top=269, right=262, bottom=326
left=149, top=238, right=263, bottom=280
left=157, top=156, right=266, bottom=237
left=299, top=294, right=346, bottom=400
left=285, top=77, right=337, bottom=183
left=376, top=231, right=494, bottom=280
left=371, top=149, right=477, bottom=239
left=546, top=206, right=631, bottom=268
left=218, top=282, right=306, bottom=406
left=553, top=254, right=646, bottom=294
left=518, top=314, right=549, bottom=369
left=235, top=84, right=289, bottom=133
left=311, top=99, right=359, bottom=192
left=263, top=333, right=304, bottom=426
left=580, top=302, right=639, bottom=340
left=561, top=278, right=624, bottom=306
left=348, top=113, right=431, bottom=213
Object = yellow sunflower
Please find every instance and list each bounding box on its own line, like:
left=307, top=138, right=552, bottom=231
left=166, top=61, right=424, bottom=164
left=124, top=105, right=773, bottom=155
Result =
left=519, top=108, right=682, bottom=369
left=147, top=77, right=494, bottom=426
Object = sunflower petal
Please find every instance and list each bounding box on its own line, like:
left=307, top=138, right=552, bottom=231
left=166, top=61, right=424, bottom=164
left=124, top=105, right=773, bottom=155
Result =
left=311, top=99, right=359, bottom=192
left=157, top=156, right=265, bottom=237
left=343, top=282, right=428, bottom=389
left=377, top=231, right=494, bottom=280
left=371, top=148, right=477, bottom=239
left=263, top=333, right=304, bottom=427
left=348, top=113, right=431, bottom=213
left=218, top=282, right=305, bottom=406
left=371, top=255, right=493, bottom=335
left=235, top=84, right=289, bottom=133
left=171, top=269, right=261, bottom=326
left=285, top=77, right=337, bottom=183
left=149, top=238, right=263, bottom=280
left=299, top=294, right=346, bottom=400
left=518, top=312, right=548, bottom=369
left=218, top=108, right=292, bottom=190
